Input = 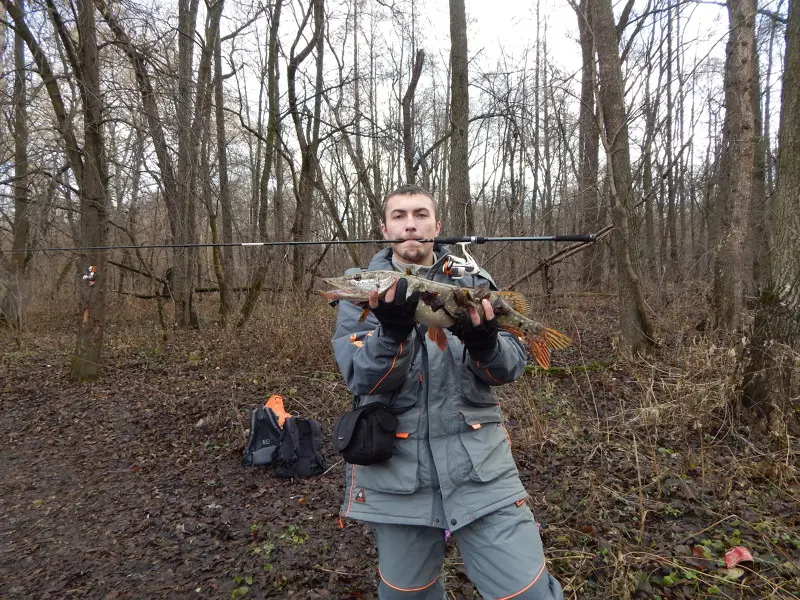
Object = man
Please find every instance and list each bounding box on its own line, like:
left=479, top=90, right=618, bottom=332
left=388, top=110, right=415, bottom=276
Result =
left=331, top=184, right=563, bottom=600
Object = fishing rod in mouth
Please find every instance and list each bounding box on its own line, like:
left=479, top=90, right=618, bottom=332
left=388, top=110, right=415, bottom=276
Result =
left=8, top=234, right=596, bottom=254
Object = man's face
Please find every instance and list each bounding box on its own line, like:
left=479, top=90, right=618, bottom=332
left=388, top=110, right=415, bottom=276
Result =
left=381, top=193, right=441, bottom=266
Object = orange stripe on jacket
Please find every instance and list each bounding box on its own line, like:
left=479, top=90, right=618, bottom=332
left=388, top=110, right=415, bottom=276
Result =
left=475, top=360, right=504, bottom=384
left=367, top=342, right=404, bottom=395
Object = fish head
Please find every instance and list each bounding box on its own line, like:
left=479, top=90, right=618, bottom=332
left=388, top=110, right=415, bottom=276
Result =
left=319, top=270, right=400, bottom=302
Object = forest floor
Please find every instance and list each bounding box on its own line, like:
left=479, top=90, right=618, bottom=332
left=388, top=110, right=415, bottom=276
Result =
left=1, top=290, right=798, bottom=600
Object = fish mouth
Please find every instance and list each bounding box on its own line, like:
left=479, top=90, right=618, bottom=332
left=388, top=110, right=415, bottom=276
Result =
left=319, top=272, right=399, bottom=300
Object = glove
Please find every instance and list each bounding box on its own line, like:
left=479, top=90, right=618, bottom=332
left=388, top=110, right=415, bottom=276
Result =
left=449, top=309, right=499, bottom=361
left=370, top=278, right=419, bottom=340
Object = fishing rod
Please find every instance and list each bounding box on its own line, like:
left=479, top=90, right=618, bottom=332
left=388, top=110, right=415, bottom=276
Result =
left=8, top=234, right=596, bottom=254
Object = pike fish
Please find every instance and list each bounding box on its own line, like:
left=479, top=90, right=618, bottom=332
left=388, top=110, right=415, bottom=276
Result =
left=321, top=270, right=571, bottom=369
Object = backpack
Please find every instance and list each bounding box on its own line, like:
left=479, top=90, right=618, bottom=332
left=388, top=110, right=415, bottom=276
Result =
left=242, top=406, right=283, bottom=467
left=274, top=417, right=326, bottom=479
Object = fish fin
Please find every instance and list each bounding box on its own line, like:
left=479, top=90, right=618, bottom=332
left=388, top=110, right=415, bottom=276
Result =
left=452, top=287, right=477, bottom=308
left=543, top=327, right=571, bottom=350
left=359, top=308, right=371, bottom=322
left=421, top=290, right=446, bottom=312
left=319, top=290, right=341, bottom=300
left=527, top=339, right=551, bottom=370
left=427, top=326, right=448, bottom=351
left=496, top=291, right=529, bottom=314
left=473, top=283, right=492, bottom=300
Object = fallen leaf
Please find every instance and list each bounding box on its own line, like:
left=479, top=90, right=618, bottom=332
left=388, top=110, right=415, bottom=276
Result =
left=724, top=546, right=753, bottom=569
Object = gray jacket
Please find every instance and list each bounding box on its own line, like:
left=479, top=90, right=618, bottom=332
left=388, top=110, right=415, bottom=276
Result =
left=332, top=248, right=529, bottom=531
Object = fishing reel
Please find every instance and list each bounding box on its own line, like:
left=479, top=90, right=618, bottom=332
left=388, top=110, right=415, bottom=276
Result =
left=442, top=242, right=480, bottom=279
left=82, top=265, right=97, bottom=286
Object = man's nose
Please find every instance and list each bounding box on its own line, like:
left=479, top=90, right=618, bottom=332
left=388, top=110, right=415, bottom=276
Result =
left=404, top=217, right=417, bottom=230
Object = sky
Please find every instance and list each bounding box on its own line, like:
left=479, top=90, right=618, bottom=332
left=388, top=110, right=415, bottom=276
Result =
left=423, top=0, right=583, bottom=75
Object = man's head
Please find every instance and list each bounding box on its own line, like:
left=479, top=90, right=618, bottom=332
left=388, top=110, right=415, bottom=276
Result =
left=381, top=184, right=441, bottom=266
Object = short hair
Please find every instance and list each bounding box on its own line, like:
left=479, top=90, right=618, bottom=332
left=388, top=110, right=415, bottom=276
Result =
left=382, top=184, right=437, bottom=221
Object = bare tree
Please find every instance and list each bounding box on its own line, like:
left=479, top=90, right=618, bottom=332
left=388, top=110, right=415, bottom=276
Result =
left=574, top=0, right=601, bottom=289
left=213, top=0, right=233, bottom=322
left=172, top=0, right=201, bottom=328
left=711, top=0, right=757, bottom=332
left=592, top=0, right=655, bottom=356
left=0, top=0, right=31, bottom=332
left=741, top=0, right=800, bottom=436
left=402, top=49, right=424, bottom=183
left=3, top=0, right=110, bottom=379
left=287, top=0, right=324, bottom=288
left=447, top=0, right=472, bottom=234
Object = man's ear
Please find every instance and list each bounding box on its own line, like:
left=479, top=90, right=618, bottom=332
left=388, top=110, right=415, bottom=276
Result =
left=380, top=222, right=388, bottom=239
left=435, top=221, right=442, bottom=236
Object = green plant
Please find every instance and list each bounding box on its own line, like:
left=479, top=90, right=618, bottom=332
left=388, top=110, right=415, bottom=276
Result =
left=136, top=346, right=165, bottom=370
left=251, top=542, right=275, bottom=557
left=279, top=524, right=309, bottom=549
left=231, top=575, right=252, bottom=598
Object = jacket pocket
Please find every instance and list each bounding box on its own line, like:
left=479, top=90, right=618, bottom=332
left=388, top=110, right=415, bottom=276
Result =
left=458, top=408, right=517, bottom=483
left=456, top=364, right=498, bottom=407
left=354, top=409, right=421, bottom=494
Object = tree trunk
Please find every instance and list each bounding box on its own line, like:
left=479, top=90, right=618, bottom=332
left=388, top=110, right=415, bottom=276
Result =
left=173, top=0, right=201, bottom=328
left=288, top=0, right=324, bottom=289
left=748, top=34, right=768, bottom=294
left=214, top=9, right=234, bottom=318
left=592, top=0, right=655, bottom=356
left=575, top=0, right=601, bottom=289
left=447, top=0, right=472, bottom=234
left=1, top=0, right=30, bottom=332
left=402, top=50, right=425, bottom=183
left=71, top=0, right=109, bottom=380
left=237, top=0, right=283, bottom=327
left=712, top=0, right=756, bottom=332
left=741, top=0, right=800, bottom=436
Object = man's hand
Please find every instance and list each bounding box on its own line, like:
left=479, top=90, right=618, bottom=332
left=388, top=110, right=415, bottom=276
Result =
left=450, top=299, right=499, bottom=361
left=367, top=278, right=419, bottom=340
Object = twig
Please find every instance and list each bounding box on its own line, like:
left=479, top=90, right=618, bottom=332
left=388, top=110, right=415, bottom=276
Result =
left=322, top=459, right=343, bottom=476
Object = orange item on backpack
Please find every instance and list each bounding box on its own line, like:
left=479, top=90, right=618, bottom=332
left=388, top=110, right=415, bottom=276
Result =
left=265, top=395, right=291, bottom=428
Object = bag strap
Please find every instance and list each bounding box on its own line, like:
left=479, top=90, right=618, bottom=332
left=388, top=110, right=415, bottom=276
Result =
left=353, top=385, right=408, bottom=414
left=281, top=417, right=300, bottom=460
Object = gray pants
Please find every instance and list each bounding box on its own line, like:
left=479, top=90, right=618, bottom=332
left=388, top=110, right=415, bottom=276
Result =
left=369, top=503, right=564, bottom=600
